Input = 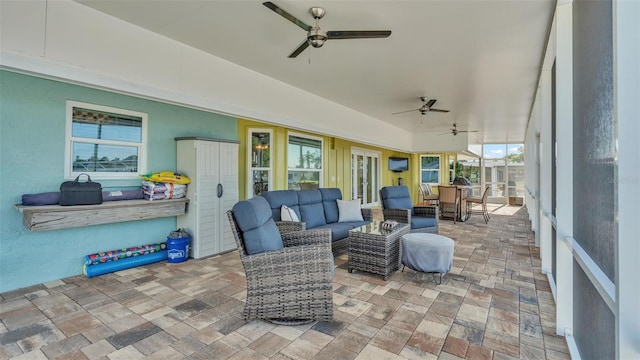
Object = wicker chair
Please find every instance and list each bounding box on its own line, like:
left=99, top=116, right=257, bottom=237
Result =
left=419, top=183, right=439, bottom=205
left=380, top=186, right=439, bottom=234
left=227, top=197, right=334, bottom=323
left=438, top=185, right=460, bottom=224
left=466, top=186, right=490, bottom=223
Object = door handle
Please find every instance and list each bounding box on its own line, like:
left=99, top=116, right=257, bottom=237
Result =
left=217, top=183, right=223, bottom=198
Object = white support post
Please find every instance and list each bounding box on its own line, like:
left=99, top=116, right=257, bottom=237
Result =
left=539, top=69, right=553, bottom=272
left=554, top=1, right=574, bottom=339
left=613, top=0, right=640, bottom=359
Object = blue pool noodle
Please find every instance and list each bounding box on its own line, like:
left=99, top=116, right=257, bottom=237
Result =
left=84, top=250, right=168, bottom=278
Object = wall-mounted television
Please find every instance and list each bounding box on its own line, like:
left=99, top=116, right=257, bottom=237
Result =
left=388, top=157, right=409, bottom=172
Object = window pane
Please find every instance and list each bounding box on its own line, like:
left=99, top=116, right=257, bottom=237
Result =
left=288, top=171, right=320, bottom=190
left=288, top=135, right=322, bottom=169
left=251, top=170, right=269, bottom=196
left=421, top=171, right=439, bottom=183
left=251, top=132, right=270, bottom=168
left=72, top=108, right=142, bottom=142
left=421, top=156, right=439, bottom=169
left=72, top=142, right=138, bottom=172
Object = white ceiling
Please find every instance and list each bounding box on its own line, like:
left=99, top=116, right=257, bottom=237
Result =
left=76, top=0, right=554, bottom=144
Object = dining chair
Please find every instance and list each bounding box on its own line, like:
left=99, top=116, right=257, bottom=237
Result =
left=437, top=185, right=460, bottom=224
left=466, top=186, right=491, bottom=223
left=419, top=183, right=439, bottom=205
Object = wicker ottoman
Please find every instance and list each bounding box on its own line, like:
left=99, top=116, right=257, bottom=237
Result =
left=401, top=233, right=454, bottom=284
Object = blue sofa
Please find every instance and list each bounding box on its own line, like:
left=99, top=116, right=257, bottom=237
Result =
left=261, top=188, right=372, bottom=250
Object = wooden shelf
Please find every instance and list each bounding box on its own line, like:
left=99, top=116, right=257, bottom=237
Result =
left=15, top=198, right=189, bottom=232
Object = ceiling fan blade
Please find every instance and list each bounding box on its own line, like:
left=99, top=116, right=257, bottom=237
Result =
left=327, top=30, right=392, bottom=39
left=391, top=108, right=420, bottom=115
left=429, top=108, right=450, bottom=113
left=458, top=130, right=479, bottom=133
left=263, top=2, right=311, bottom=32
left=288, top=40, right=310, bottom=58
left=425, top=99, right=437, bottom=108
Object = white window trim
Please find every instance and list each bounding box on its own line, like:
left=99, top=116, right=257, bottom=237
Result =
left=64, top=101, right=147, bottom=180
left=420, top=154, right=441, bottom=185
left=287, top=131, right=323, bottom=188
left=247, top=128, right=273, bottom=197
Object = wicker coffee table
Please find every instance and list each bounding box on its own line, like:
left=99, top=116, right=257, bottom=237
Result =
left=348, top=221, right=410, bottom=280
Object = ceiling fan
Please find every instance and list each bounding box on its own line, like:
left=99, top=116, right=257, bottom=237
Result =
left=441, top=123, right=478, bottom=136
left=392, top=97, right=450, bottom=115
left=263, top=1, right=392, bottom=58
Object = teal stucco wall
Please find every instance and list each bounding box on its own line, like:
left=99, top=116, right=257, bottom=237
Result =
left=0, top=71, right=238, bottom=293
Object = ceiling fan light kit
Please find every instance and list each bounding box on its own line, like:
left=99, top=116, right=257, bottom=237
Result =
left=263, top=2, right=391, bottom=58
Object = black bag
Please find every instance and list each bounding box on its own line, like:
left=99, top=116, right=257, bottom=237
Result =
left=59, top=173, right=103, bottom=206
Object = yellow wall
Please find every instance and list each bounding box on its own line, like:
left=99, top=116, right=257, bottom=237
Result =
left=238, top=119, right=420, bottom=202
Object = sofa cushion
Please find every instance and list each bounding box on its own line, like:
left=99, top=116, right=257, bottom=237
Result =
left=261, top=190, right=300, bottom=221
left=411, top=216, right=438, bottom=230
left=319, top=188, right=342, bottom=223
left=297, top=189, right=327, bottom=228
left=337, top=199, right=364, bottom=222
left=232, top=197, right=284, bottom=255
left=315, top=223, right=354, bottom=242
left=380, top=186, right=415, bottom=215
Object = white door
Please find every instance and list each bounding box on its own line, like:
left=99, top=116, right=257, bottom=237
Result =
left=351, top=148, right=381, bottom=207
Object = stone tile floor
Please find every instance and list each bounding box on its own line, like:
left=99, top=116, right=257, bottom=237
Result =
left=1, top=204, right=570, bottom=359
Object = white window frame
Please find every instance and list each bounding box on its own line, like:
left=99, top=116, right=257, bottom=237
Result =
left=64, top=101, right=147, bottom=180
left=420, top=154, right=441, bottom=185
left=247, top=128, right=273, bottom=197
left=287, top=132, right=323, bottom=189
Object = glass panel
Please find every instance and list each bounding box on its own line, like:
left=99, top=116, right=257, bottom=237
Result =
left=449, top=159, right=455, bottom=184
left=456, top=158, right=481, bottom=196
left=251, top=132, right=270, bottom=168
left=72, top=107, right=142, bottom=142
left=251, top=170, right=269, bottom=196
left=72, top=142, right=138, bottom=172
left=372, top=157, right=379, bottom=202
left=366, top=156, right=373, bottom=204
left=573, top=0, right=615, bottom=281
left=288, top=135, right=322, bottom=169
left=573, top=261, right=615, bottom=358
left=421, top=156, right=439, bottom=169
left=356, top=155, right=364, bottom=202
left=288, top=171, right=320, bottom=190
left=421, top=171, right=439, bottom=183
left=507, top=144, right=525, bottom=197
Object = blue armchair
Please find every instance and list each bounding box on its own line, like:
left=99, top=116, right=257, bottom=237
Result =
left=380, top=185, right=439, bottom=234
left=227, top=196, right=334, bottom=323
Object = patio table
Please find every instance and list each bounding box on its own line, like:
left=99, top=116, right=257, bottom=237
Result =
left=348, top=221, right=410, bottom=280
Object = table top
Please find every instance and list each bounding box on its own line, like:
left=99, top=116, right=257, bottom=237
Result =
left=350, top=220, right=410, bottom=237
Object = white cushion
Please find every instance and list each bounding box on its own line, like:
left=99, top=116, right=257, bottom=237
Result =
left=337, top=199, right=364, bottom=222
left=280, top=205, right=299, bottom=222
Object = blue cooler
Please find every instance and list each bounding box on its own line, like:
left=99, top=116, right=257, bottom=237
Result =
left=167, top=229, right=191, bottom=263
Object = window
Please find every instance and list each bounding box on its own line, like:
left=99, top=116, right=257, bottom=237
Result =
left=65, top=101, right=147, bottom=180
left=248, top=129, right=272, bottom=197
left=420, top=155, right=440, bottom=184
left=287, top=133, right=322, bottom=190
